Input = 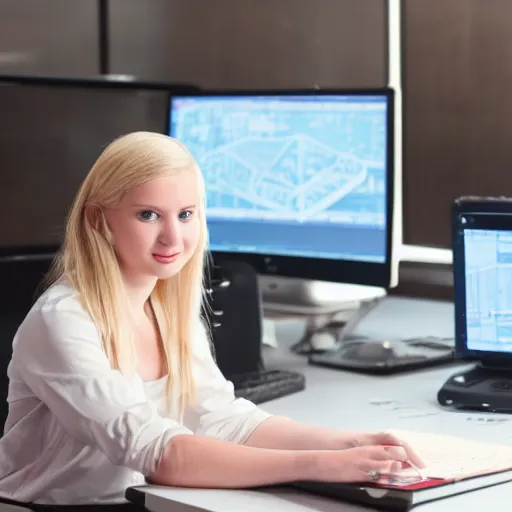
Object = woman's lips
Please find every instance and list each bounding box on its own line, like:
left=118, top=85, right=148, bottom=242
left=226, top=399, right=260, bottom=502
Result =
left=152, top=252, right=180, bottom=264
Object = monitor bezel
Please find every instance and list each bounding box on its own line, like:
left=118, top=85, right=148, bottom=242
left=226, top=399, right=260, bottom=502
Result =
left=453, top=197, right=512, bottom=365
left=168, top=87, right=396, bottom=288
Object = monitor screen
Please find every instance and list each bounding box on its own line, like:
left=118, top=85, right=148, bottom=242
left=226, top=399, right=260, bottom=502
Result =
left=464, top=228, right=512, bottom=353
left=168, top=89, right=395, bottom=288
left=453, top=199, right=512, bottom=364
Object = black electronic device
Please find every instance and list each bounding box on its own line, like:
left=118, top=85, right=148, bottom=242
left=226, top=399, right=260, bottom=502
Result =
left=204, top=260, right=263, bottom=377
left=203, top=258, right=306, bottom=403
left=167, top=88, right=397, bottom=290
left=309, top=335, right=455, bottom=375
left=438, top=196, right=512, bottom=412
left=230, top=369, right=306, bottom=405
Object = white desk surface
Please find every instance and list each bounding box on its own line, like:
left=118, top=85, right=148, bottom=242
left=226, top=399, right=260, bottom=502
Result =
left=131, top=297, right=512, bottom=512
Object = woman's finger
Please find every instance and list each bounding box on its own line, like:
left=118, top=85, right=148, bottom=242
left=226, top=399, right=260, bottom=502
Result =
left=361, top=444, right=409, bottom=462
left=367, top=432, right=426, bottom=469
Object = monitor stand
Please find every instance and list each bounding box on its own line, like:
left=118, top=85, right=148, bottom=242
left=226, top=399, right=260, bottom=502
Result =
left=438, top=363, right=512, bottom=413
left=260, top=276, right=387, bottom=354
left=289, top=297, right=382, bottom=355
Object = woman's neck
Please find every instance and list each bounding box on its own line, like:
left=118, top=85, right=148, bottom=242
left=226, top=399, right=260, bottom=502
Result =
left=123, top=275, right=158, bottom=313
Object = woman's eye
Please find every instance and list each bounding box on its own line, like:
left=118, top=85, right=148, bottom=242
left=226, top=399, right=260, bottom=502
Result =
left=179, top=210, right=194, bottom=222
left=137, top=210, right=159, bottom=222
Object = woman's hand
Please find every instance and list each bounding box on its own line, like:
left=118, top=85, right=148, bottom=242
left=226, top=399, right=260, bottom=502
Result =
left=336, top=431, right=425, bottom=470
left=311, top=444, right=415, bottom=483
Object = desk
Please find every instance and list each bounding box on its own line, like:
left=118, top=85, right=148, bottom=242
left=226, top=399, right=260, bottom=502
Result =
left=128, top=297, right=511, bottom=511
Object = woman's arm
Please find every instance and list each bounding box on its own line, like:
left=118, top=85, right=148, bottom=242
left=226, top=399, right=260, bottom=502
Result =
left=150, top=433, right=411, bottom=488
left=245, top=416, right=350, bottom=450
left=151, top=434, right=309, bottom=488
left=244, top=416, right=425, bottom=468
left=182, top=324, right=423, bottom=485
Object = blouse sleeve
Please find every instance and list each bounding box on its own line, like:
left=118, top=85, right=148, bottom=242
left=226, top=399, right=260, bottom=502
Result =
left=185, top=321, right=272, bottom=443
left=12, top=295, right=193, bottom=476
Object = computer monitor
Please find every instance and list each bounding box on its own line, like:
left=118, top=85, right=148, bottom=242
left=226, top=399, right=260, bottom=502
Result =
left=453, top=197, right=512, bottom=367
left=167, top=88, right=398, bottom=314
left=438, top=197, right=512, bottom=411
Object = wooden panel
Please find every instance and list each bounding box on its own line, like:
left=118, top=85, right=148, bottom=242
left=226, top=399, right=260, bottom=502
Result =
left=465, top=1, right=512, bottom=204
left=109, top=0, right=387, bottom=88
left=403, top=0, right=471, bottom=247
left=0, top=0, right=98, bottom=76
left=404, top=0, right=512, bottom=248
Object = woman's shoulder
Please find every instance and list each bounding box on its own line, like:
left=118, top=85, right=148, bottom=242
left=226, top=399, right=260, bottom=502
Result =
left=14, top=279, right=99, bottom=351
left=33, top=279, right=88, bottom=318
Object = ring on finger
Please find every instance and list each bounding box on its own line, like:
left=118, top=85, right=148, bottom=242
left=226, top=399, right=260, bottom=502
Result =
left=368, top=470, right=380, bottom=481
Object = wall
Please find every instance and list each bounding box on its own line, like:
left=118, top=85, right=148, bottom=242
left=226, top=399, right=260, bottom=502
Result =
left=403, top=0, right=512, bottom=247
left=0, top=0, right=97, bottom=75
left=4, top=0, right=512, bottom=251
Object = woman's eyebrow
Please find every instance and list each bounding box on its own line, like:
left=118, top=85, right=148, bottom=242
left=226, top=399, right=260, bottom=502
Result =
left=132, top=204, right=163, bottom=211
left=132, top=204, right=197, bottom=210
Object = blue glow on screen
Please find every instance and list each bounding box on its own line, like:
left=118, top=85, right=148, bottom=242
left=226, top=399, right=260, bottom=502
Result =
left=169, top=94, right=389, bottom=263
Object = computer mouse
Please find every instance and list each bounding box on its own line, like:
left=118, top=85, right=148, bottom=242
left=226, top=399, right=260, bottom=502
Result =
left=339, top=339, right=412, bottom=362
left=310, top=331, right=338, bottom=351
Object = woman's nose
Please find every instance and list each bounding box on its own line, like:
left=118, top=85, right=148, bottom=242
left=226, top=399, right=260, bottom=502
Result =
left=158, top=219, right=181, bottom=247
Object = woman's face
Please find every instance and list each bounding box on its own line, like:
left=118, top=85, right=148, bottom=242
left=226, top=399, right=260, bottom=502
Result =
left=103, top=172, right=201, bottom=284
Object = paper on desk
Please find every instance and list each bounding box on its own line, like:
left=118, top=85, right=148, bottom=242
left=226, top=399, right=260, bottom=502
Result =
left=369, top=398, right=440, bottom=419
left=387, top=429, right=512, bottom=481
left=369, top=397, right=512, bottom=426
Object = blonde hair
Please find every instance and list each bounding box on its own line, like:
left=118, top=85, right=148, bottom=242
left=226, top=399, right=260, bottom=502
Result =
left=41, top=131, right=208, bottom=413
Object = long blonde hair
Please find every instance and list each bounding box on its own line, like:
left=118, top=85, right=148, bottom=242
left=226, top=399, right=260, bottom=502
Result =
left=41, top=131, right=208, bottom=413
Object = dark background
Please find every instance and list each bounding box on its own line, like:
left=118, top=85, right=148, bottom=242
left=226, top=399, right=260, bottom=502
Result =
left=1, top=0, right=511, bottom=250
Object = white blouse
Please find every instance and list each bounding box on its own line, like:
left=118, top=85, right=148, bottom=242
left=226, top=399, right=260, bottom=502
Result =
left=0, top=281, right=271, bottom=505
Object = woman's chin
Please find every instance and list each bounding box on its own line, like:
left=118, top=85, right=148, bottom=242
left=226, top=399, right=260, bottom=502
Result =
left=151, top=261, right=184, bottom=280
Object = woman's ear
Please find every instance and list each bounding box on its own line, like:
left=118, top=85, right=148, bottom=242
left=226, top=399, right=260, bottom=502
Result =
left=85, top=203, right=101, bottom=231
left=85, top=204, right=114, bottom=245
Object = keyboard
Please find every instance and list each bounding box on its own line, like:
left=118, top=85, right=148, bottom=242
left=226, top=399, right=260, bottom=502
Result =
left=229, top=369, right=306, bottom=404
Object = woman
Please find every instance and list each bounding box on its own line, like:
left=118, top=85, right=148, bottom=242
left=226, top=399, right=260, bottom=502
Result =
left=0, top=132, right=422, bottom=507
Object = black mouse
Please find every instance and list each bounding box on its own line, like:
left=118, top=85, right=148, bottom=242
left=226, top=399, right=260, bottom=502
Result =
left=337, top=339, right=415, bottom=362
